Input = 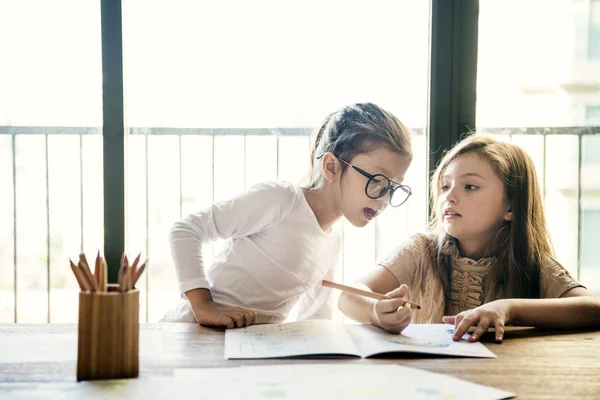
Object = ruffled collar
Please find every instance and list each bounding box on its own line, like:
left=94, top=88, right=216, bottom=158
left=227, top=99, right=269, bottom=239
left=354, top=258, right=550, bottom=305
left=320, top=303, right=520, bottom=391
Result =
left=438, top=236, right=497, bottom=270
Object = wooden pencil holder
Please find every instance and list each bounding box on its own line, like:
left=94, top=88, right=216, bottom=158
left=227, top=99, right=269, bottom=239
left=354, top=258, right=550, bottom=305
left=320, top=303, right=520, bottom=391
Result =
left=77, top=284, right=139, bottom=381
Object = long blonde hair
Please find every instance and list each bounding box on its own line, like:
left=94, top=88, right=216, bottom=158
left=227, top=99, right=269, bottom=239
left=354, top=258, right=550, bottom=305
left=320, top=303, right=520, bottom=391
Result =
left=429, top=134, right=553, bottom=305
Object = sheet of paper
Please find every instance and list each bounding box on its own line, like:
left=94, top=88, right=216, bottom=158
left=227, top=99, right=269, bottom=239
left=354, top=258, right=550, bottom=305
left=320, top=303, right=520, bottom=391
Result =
left=0, top=378, right=237, bottom=400
left=0, top=329, right=165, bottom=363
left=224, top=319, right=359, bottom=359
left=348, top=323, right=497, bottom=358
left=174, top=364, right=516, bottom=400
left=0, top=365, right=516, bottom=400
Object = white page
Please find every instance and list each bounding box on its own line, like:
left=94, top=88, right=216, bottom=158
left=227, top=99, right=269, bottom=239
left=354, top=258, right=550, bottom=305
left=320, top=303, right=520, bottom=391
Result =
left=0, top=378, right=237, bottom=400
left=224, top=319, right=360, bottom=359
left=347, top=324, right=497, bottom=358
left=225, top=320, right=496, bottom=360
left=0, top=365, right=516, bottom=399
left=174, top=364, right=516, bottom=400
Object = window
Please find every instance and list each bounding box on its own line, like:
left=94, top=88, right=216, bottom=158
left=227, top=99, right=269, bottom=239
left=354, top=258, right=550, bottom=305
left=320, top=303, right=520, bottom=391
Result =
left=0, top=0, right=103, bottom=322
left=477, top=0, right=600, bottom=291
left=122, top=0, right=431, bottom=321
left=589, top=0, right=600, bottom=59
left=580, top=135, right=600, bottom=294
left=3, top=1, right=596, bottom=324
left=580, top=209, right=600, bottom=293
left=586, top=105, right=600, bottom=126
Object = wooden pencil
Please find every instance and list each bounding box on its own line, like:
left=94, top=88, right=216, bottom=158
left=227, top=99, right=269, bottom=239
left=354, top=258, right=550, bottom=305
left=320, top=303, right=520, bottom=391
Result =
left=129, top=253, right=141, bottom=290
left=131, top=260, right=147, bottom=289
left=117, top=253, right=125, bottom=292
left=322, top=279, right=421, bottom=309
left=69, top=259, right=88, bottom=291
left=79, top=254, right=99, bottom=292
left=123, top=254, right=131, bottom=291
left=94, top=252, right=101, bottom=290
left=100, top=256, right=108, bottom=292
left=119, top=264, right=129, bottom=292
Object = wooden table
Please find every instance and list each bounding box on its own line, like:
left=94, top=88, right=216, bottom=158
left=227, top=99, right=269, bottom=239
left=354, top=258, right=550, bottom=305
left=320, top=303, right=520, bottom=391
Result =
left=1, top=323, right=599, bottom=399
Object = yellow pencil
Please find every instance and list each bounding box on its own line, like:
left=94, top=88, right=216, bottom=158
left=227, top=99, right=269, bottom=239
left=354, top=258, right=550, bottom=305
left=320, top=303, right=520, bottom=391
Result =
left=322, top=279, right=421, bottom=309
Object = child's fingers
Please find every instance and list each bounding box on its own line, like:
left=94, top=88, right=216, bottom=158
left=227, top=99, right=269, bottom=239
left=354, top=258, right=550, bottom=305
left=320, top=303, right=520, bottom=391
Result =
left=376, top=296, right=409, bottom=314
left=194, top=309, right=234, bottom=329
left=452, top=314, right=472, bottom=341
left=442, top=315, right=456, bottom=325
left=385, top=284, right=408, bottom=299
left=453, top=313, right=463, bottom=334
left=494, top=319, right=505, bottom=343
left=242, top=311, right=256, bottom=327
left=228, top=311, right=247, bottom=328
left=215, top=315, right=235, bottom=329
left=392, top=308, right=412, bottom=333
left=468, top=318, right=490, bottom=342
left=230, top=308, right=257, bottom=326
left=378, top=305, right=411, bottom=333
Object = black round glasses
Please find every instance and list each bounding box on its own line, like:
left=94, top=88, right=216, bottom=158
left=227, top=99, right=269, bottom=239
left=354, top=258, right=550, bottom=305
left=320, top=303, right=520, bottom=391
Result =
left=337, top=157, right=412, bottom=207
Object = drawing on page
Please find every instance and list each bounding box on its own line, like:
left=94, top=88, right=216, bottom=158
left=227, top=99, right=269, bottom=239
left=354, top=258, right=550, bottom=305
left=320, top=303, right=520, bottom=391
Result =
left=385, top=336, right=450, bottom=348
left=385, top=327, right=454, bottom=348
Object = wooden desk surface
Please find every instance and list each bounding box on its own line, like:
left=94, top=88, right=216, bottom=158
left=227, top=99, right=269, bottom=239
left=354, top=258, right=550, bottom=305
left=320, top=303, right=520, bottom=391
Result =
left=1, top=323, right=599, bottom=399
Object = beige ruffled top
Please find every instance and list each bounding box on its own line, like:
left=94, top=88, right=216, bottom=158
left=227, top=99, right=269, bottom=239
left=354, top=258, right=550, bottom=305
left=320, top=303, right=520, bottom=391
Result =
left=378, top=233, right=584, bottom=324
left=447, top=254, right=495, bottom=317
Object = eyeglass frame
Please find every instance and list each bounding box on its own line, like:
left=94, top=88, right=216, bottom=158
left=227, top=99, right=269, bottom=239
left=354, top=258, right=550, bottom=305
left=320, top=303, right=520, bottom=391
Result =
left=317, top=153, right=412, bottom=207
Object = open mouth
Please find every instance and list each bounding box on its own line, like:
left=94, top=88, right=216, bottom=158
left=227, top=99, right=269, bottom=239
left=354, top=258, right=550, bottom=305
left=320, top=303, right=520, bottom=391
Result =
left=444, top=210, right=462, bottom=218
left=363, top=207, right=377, bottom=220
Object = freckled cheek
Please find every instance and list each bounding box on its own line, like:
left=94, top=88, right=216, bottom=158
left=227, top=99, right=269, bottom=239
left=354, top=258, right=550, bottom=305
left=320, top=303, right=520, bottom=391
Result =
left=469, top=200, right=488, bottom=219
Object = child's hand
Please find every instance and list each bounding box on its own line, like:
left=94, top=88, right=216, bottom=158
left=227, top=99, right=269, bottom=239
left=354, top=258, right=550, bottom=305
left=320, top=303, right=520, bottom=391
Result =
left=186, top=288, right=257, bottom=329
left=192, top=301, right=257, bottom=329
left=443, top=299, right=512, bottom=343
left=371, top=284, right=412, bottom=334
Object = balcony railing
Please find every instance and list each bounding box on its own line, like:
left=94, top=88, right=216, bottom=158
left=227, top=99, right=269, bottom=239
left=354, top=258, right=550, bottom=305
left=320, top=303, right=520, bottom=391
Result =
left=0, top=126, right=598, bottom=323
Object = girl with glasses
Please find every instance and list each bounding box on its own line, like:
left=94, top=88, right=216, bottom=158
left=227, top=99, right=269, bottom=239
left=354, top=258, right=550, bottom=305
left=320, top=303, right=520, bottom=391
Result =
left=338, top=134, right=600, bottom=341
left=161, top=103, right=414, bottom=328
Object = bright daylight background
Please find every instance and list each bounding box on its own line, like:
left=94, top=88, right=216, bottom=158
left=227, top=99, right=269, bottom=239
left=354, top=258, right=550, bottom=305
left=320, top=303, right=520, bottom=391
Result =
left=0, top=0, right=598, bottom=323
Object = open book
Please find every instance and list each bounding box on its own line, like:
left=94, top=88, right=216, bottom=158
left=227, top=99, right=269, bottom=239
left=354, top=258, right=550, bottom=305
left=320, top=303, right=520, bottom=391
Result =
left=225, top=320, right=496, bottom=359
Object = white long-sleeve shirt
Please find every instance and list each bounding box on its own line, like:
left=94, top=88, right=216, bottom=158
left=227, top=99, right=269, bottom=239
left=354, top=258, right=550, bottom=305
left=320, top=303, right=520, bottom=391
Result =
left=163, top=181, right=341, bottom=324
